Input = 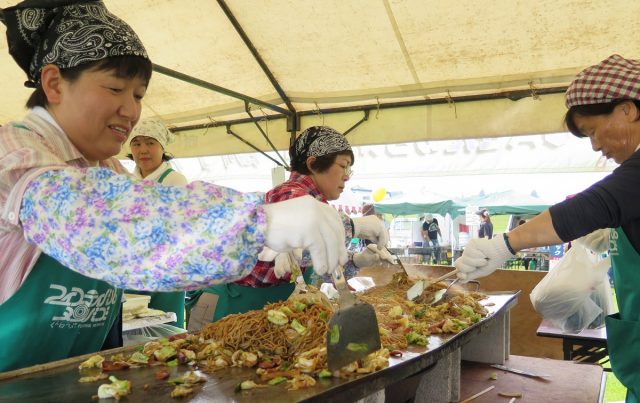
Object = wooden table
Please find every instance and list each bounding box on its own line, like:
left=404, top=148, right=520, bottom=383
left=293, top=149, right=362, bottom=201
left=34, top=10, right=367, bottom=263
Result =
left=536, top=320, right=609, bottom=369
left=460, top=355, right=605, bottom=402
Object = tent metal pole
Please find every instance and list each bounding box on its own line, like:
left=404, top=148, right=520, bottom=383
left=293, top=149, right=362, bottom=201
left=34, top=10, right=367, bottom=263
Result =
left=245, top=101, right=289, bottom=168
left=216, top=0, right=296, bottom=116
left=171, top=86, right=567, bottom=133
left=343, top=110, right=370, bottom=137
left=217, top=0, right=299, bottom=138
left=225, top=125, right=285, bottom=167
left=152, top=63, right=290, bottom=116
left=295, top=87, right=567, bottom=115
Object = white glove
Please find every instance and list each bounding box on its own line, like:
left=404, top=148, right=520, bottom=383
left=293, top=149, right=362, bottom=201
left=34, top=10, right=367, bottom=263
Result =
left=258, top=248, right=304, bottom=279
left=262, top=195, right=348, bottom=276
left=353, top=249, right=379, bottom=268
left=454, top=236, right=515, bottom=281
left=257, top=246, right=278, bottom=262
left=352, top=244, right=397, bottom=268
left=573, top=229, right=610, bottom=254
left=352, top=216, right=389, bottom=248
left=277, top=249, right=304, bottom=278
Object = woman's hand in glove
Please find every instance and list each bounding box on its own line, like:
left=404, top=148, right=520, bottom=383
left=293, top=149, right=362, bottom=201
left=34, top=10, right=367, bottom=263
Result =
left=256, top=248, right=303, bottom=279
left=352, top=216, right=389, bottom=247
left=353, top=244, right=397, bottom=268
left=454, top=235, right=515, bottom=281
left=262, top=196, right=347, bottom=276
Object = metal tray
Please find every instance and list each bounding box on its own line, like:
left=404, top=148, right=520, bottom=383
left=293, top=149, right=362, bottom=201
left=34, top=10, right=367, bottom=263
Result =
left=0, top=292, right=518, bottom=402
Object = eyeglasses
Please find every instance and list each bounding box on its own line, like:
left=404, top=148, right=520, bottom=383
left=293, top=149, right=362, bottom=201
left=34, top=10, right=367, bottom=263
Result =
left=335, top=163, right=353, bottom=177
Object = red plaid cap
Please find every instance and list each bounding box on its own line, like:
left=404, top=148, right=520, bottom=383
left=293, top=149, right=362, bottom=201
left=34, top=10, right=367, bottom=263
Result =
left=565, top=54, right=640, bottom=108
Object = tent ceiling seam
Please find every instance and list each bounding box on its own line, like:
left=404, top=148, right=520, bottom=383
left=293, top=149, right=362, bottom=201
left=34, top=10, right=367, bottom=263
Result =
left=383, top=0, right=421, bottom=86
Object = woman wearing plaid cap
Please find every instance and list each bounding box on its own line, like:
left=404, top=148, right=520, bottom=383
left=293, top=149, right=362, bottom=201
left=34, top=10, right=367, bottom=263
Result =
left=454, top=54, right=640, bottom=401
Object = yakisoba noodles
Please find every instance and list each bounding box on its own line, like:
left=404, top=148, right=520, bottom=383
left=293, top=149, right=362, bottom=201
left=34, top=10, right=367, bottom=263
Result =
left=358, top=272, right=488, bottom=350
left=78, top=275, right=489, bottom=397
left=200, top=301, right=331, bottom=359
left=200, top=273, right=487, bottom=357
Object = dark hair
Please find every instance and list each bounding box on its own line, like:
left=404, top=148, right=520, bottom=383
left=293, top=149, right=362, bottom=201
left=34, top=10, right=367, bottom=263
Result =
left=362, top=204, right=375, bottom=216
left=289, top=149, right=354, bottom=175
left=26, top=56, right=153, bottom=109
left=126, top=152, right=174, bottom=162
left=565, top=99, right=640, bottom=137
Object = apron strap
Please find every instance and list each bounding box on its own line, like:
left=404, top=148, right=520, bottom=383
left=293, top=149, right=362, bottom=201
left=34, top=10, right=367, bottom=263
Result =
left=158, top=168, right=174, bottom=183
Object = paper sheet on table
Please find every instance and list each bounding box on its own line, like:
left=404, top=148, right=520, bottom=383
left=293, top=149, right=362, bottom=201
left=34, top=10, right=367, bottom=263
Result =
left=320, top=276, right=376, bottom=299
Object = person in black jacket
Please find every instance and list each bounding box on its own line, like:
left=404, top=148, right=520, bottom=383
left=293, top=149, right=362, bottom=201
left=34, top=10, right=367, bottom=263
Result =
left=477, top=208, right=493, bottom=239
left=455, top=54, right=640, bottom=401
left=421, top=214, right=442, bottom=263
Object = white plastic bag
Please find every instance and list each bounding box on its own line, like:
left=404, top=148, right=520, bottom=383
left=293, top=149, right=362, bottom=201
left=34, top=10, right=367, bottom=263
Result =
left=123, top=324, right=186, bottom=346
left=530, top=243, right=613, bottom=333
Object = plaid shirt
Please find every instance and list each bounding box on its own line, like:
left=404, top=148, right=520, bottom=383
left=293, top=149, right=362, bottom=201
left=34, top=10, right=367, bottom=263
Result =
left=235, top=171, right=353, bottom=287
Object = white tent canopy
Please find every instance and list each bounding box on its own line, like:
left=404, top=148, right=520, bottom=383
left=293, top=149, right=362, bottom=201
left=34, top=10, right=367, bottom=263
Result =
left=1, top=0, right=639, bottom=157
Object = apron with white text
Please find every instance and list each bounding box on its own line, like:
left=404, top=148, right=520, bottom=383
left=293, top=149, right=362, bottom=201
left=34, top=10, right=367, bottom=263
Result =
left=0, top=253, right=121, bottom=372
left=606, top=228, right=640, bottom=402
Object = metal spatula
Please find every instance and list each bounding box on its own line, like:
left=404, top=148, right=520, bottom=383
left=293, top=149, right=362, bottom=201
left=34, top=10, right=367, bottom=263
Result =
left=406, top=269, right=459, bottom=301
left=427, top=278, right=459, bottom=305
left=386, top=247, right=410, bottom=279
left=326, top=265, right=381, bottom=371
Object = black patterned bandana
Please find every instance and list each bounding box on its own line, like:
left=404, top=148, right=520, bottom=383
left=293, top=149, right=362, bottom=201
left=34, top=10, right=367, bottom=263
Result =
left=291, top=126, right=353, bottom=167
left=2, top=0, right=148, bottom=87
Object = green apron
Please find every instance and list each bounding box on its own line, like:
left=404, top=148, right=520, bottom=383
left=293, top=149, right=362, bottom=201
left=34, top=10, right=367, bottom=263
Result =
left=605, top=228, right=640, bottom=402
left=187, top=268, right=314, bottom=324
left=127, top=168, right=186, bottom=328
left=0, top=253, right=122, bottom=372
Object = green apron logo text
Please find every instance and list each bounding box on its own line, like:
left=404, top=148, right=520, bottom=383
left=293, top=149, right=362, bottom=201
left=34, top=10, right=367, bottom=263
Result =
left=44, top=285, right=118, bottom=328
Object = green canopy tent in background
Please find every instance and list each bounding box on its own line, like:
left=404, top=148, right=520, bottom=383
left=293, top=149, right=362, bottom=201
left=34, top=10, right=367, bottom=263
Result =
left=373, top=200, right=463, bottom=218
left=455, top=189, right=552, bottom=216
left=375, top=190, right=551, bottom=249
left=374, top=190, right=551, bottom=218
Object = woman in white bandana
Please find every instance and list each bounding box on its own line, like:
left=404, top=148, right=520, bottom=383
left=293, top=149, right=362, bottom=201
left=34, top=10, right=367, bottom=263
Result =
left=128, top=119, right=188, bottom=186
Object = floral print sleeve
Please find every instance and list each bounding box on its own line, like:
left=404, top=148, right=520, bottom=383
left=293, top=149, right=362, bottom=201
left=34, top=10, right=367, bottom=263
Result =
left=19, top=167, right=267, bottom=291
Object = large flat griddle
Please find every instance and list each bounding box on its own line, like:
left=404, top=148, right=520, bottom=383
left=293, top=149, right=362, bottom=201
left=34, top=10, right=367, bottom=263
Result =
left=0, top=292, right=518, bottom=403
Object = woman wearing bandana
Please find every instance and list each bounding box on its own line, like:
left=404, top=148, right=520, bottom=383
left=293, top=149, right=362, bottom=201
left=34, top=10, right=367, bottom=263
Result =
left=187, top=126, right=393, bottom=324
left=128, top=119, right=189, bottom=186
left=0, top=1, right=347, bottom=372
left=454, top=55, right=640, bottom=402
